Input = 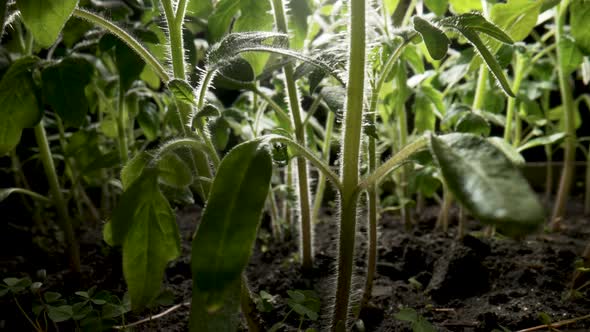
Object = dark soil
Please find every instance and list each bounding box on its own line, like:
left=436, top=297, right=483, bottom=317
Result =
left=1, top=199, right=590, bottom=332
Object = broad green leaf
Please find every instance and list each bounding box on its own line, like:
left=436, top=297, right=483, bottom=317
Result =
left=455, top=112, right=491, bottom=136
left=42, top=57, right=94, bottom=127
left=190, top=279, right=241, bottom=332
left=17, top=0, right=79, bottom=48
left=191, top=140, right=272, bottom=311
left=208, top=32, right=344, bottom=84
left=571, top=0, right=590, bottom=55
left=449, top=0, right=481, bottom=14
left=48, top=305, right=73, bottom=322
left=121, top=152, right=150, bottom=190
left=168, top=79, right=196, bottom=106
left=114, top=172, right=180, bottom=309
left=490, top=0, right=541, bottom=42
left=517, top=133, right=567, bottom=152
left=424, top=0, right=448, bottom=16
left=100, top=35, right=146, bottom=90
left=414, top=95, right=436, bottom=132
left=429, top=134, right=544, bottom=236
left=157, top=153, right=193, bottom=188
left=233, top=0, right=273, bottom=75
left=187, top=0, right=213, bottom=18
left=211, top=117, right=230, bottom=151
left=208, top=0, right=240, bottom=42
left=137, top=101, right=159, bottom=141
left=288, top=0, right=312, bottom=50
left=413, top=17, right=450, bottom=60
left=0, top=57, right=42, bottom=155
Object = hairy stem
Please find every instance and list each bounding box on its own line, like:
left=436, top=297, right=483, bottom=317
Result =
left=504, top=53, right=525, bottom=145
left=271, top=0, right=314, bottom=270
left=312, top=110, right=335, bottom=224
left=552, top=1, right=576, bottom=228
left=72, top=8, right=169, bottom=82
left=34, top=122, right=80, bottom=272
left=332, top=0, right=366, bottom=328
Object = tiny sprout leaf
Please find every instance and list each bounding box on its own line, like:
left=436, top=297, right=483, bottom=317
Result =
left=429, top=134, right=544, bottom=237
left=413, top=17, right=449, bottom=60
left=191, top=140, right=272, bottom=312
left=168, top=79, right=197, bottom=106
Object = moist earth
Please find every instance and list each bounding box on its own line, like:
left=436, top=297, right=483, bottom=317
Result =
left=1, top=200, right=589, bottom=332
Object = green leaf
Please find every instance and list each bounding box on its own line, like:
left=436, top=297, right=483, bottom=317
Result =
left=187, top=0, right=213, bottom=18
left=17, top=0, right=79, bottom=48
left=115, top=172, right=180, bottom=309
left=413, top=17, right=450, bottom=60
left=233, top=0, right=274, bottom=75
left=394, top=308, right=418, bottom=322
left=414, top=316, right=436, bottom=332
left=101, top=35, right=146, bottom=91
left=0, top=188, right=50, bottom=204
left=137, top=101, right=159, bottom=141
left=559, top=36, right=584, bottom=75
left=168, top=79, right=196, bottom=106
left=414, top=94, right=436, bottom=132
left=455, top=112, right=491, bottom=136
left=424, top=0, right=448, bottom=16
left=48, top=305, right=73, bottom=323
left=121, top=152, right=150, bottom=190
left=429, top=134, right=544, bottom=237
left=517, top=133, right=567, bottom=152
left=571, top=0, right=590, bottom=55
left=0, top=56, right=42, bottom=155
left=447, top=24, right=514, bottom=96
left=442, top=13, right=513, bottom=44
left=190, top=279, right=241, bottom=332
left=449, top=0, right=481, bottom=14
left=208, top=32, right=344, bottom=85
left=288, top=0, right=312, bottom=50
left=208, top=0, right=240, bottom=42
left=191, top=140, right=272, bottom=311
left=157, top=153, right=193, bottom=188
left=42, top=57, right=94, bottom=127
left=487, top=137, right=525, bottom=166
left=490, top=0, right=541, bottom=42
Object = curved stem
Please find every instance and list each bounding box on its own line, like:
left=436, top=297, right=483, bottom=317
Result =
left=261, top=135, right=342, bottom=193
left=271, top=0, right=314, bottom=270
left=332, top=0, right=366, bottom=328
left=72, top=8, right=169, bottom=82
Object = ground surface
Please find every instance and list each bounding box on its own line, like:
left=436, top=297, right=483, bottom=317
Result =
left=1, top=199, right=590, bottom=331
